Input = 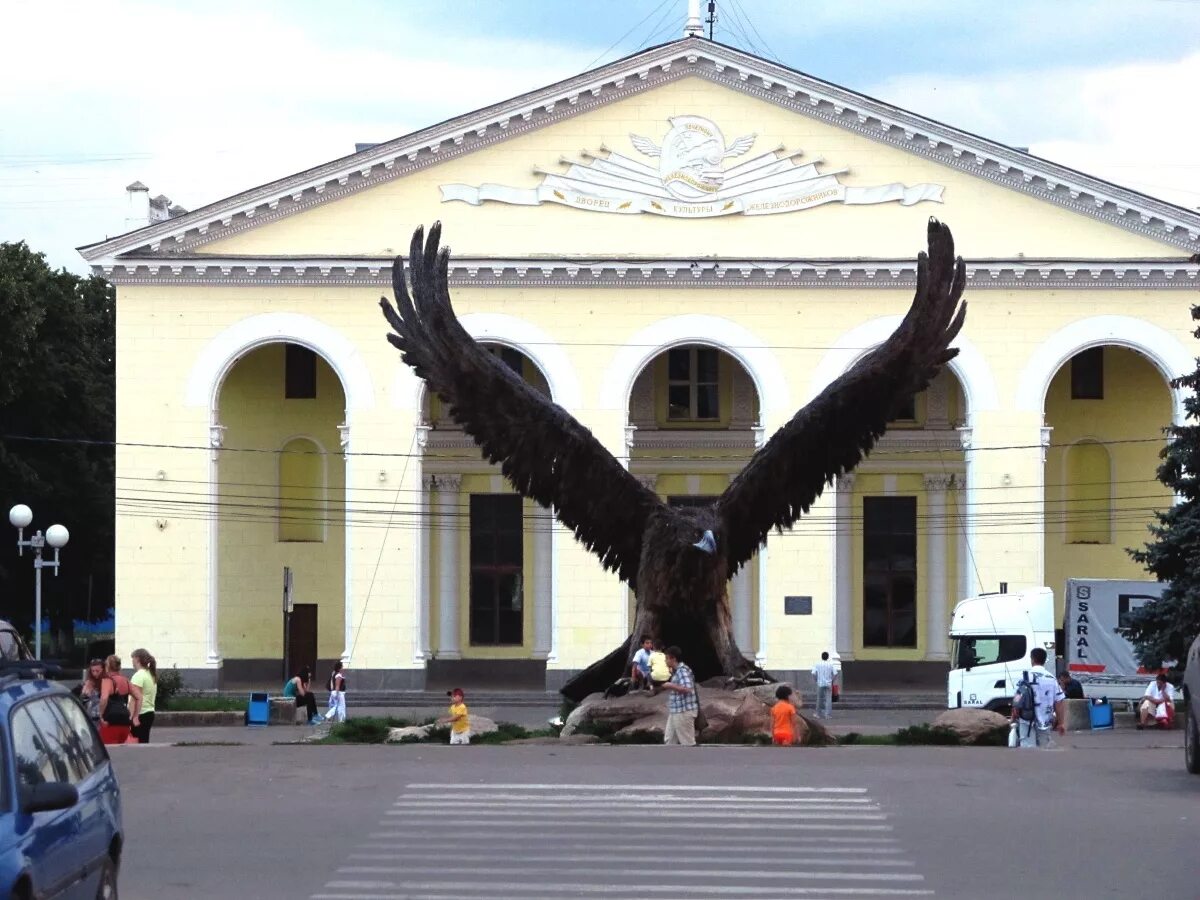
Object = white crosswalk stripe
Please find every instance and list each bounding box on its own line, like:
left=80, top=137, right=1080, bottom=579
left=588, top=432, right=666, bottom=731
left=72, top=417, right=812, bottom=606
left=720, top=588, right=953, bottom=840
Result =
left=312, top=782, right=933, bottom=899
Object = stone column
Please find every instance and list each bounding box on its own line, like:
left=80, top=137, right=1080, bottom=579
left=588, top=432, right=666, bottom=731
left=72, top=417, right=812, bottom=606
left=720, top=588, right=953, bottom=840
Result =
left=434, top=474, right=462, bottom=659
left=415, top=470, right=433, bottom=661
left=924, top=473, right=954, bottom=661
left=206, top=421, right=225, bottom=666
left=532, top=503, right=553, bottom=660
left=729, top=472, right=753, bottom=650
left=834, top=473, right=855, bottom=660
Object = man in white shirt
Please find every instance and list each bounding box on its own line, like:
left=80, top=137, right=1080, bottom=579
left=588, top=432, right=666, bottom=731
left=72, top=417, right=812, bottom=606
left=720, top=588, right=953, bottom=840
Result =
left=811, top=652, right=837, bottom=719
left=1011, top=647, right=1065, bottom=749
left=1138, top=673, right=1175, bottom=729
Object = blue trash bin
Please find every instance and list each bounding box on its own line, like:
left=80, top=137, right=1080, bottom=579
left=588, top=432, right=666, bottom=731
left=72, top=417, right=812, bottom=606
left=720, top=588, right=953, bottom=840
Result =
left=246, top=692, right=270, bottom=726
left=1089, top=697, right=1114, bottom=731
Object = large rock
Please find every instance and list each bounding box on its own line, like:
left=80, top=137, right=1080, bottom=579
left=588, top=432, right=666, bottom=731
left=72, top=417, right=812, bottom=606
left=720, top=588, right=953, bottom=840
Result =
left=561, top=685, right=827, bottom=745
left=932, top=708, right=1010, bottom=744
left=386, top=724, right=431, bottom=742
left=797, top=711, right=835, bottom=746
left=467, top=715, right=498, bottom=737
left=1060, top=699, right=1092, bottom=732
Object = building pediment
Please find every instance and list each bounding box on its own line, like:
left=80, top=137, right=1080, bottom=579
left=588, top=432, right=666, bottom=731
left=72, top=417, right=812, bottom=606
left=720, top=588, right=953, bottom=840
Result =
left=79, top=37, right=1200, bottom=267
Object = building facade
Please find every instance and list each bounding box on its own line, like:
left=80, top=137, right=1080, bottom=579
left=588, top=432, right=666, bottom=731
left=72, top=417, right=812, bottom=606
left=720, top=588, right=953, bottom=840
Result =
left=81, top=38, right=1200, bottom=689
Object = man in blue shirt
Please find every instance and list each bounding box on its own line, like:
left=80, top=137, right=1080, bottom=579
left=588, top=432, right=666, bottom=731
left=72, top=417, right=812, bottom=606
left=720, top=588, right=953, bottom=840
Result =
left=660, top=646, right=699, bottom=746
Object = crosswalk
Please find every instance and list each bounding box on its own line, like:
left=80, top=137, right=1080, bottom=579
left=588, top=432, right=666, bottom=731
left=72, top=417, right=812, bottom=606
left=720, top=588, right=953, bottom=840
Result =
left=311, top=782, right=932, bottom=900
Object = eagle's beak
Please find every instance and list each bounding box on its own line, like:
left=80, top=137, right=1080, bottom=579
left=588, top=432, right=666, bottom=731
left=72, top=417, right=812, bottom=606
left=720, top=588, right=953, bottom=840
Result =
left=692, top=529, right=717, bottom=555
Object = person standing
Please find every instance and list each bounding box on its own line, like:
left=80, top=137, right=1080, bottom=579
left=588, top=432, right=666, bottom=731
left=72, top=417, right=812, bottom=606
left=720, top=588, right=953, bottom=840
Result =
left=441, top=688, right=470, bottom=745
left=325, top=661, right=347, bottom=723
left=811, top=652, right=837, bottom=720
left=660, top=646, right=699, bottom=746
left=79, top=658, right=106, bottom=725
left=129, top=649, right=158, bottom=743
left=1010, top=647, right=1065, bottom=749
left=99, top=655, right=133, bottom=745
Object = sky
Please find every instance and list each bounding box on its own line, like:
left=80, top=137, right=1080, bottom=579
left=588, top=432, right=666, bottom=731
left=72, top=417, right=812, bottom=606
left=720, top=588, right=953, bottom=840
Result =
left=2, top=0, right=1198, bottom=272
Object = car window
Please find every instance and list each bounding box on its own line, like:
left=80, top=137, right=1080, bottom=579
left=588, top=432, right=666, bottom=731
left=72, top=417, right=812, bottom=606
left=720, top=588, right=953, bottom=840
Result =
left=10, top=705, right=67, bottom=788
left=51, top=696, right=105, bottom=772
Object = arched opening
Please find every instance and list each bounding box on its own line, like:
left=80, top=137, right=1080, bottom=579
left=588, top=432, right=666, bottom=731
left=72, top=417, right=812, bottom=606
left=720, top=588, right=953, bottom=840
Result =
left=1043, top=345, right=1173, bottom=601
left=626, top=343, right=762, bottom=654
left=419, top=343, right=555, bottom=687
left=215, top=342, right=346, bottom=684
left=839, top=367, right=968, bottom=672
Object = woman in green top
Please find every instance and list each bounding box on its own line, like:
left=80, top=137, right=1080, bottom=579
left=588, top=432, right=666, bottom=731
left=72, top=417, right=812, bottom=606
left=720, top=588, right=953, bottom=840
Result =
left=129, top=648, right=158, bottom=743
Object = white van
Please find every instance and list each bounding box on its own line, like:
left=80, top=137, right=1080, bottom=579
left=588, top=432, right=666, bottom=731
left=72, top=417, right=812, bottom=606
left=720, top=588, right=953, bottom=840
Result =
left=947, top=587, right=1057, bottom=713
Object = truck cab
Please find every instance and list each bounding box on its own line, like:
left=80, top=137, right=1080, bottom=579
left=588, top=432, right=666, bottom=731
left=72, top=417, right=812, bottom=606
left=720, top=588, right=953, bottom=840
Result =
left=947, top=587, right=1057, bottom=713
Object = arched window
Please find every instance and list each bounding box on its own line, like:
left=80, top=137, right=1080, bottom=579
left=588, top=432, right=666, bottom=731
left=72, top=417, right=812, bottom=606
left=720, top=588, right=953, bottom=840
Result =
left=1065, top=441, right=1111, bottom=544
left=278, top=437, right=325, bottom=542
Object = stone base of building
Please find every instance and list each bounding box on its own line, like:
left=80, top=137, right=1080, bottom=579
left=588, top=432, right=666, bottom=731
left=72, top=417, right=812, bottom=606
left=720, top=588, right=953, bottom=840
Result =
left=426, top=658, right=546, bottom=690
left=840, top=660, right=950, bottom=690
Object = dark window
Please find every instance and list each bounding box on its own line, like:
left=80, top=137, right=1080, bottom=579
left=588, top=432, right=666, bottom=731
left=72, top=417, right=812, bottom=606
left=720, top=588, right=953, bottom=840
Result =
left=1071, top=347, right=1104, bottom=400
left=890, top=395, right=917, bottom=422
left=667, top=347, right=720, bottom=421
left=862, top=496, right=917, bottom=648
left=469, top=495, right=524, bottom=646
left=487, top=345, right=525, bottom=377
left=285, top=344, right=318, bottom=399
left=952, top=635, right=1027, bottom=669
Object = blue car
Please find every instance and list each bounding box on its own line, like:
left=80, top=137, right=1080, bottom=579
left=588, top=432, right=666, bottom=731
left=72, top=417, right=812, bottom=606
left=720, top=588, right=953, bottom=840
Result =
left=0, top=671, right=122, bottom=898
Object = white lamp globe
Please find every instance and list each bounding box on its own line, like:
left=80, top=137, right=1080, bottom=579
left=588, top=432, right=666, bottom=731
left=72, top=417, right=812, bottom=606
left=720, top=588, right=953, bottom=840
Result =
left=8, top=505, right=33, bottom=530
left=45, top=524, right=69, bottom=549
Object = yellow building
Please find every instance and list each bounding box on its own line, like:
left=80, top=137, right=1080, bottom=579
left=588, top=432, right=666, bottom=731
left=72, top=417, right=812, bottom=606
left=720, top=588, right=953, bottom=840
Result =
left=80, top=37, right=1200, bottom=690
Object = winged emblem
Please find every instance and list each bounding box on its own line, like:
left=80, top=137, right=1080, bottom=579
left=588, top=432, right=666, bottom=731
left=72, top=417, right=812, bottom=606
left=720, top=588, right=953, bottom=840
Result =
left=381, top=219, right=966, bottom=700
left=630, top=115, right=758, bottom=201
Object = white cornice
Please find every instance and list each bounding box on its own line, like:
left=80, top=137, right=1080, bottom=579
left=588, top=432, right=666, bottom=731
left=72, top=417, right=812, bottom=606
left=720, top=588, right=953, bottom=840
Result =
left=95, top=255, right=1200, bottom=290
left=78, top=38, right=1200, bottom=264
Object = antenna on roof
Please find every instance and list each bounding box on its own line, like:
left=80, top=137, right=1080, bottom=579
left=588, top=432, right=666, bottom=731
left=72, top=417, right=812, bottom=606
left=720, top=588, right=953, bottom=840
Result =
left=706, top=0, right=717, bottom=40
left=684, top=0, right=703, bottom=37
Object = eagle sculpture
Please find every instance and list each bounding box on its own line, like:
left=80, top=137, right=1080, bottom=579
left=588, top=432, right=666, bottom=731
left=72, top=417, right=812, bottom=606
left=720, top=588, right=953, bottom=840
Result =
left=381, top=219, right=966, bottom=701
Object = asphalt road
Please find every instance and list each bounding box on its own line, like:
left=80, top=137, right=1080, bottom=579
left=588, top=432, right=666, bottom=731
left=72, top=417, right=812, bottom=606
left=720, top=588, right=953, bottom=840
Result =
left=111, top=739, right=1197, bottom=899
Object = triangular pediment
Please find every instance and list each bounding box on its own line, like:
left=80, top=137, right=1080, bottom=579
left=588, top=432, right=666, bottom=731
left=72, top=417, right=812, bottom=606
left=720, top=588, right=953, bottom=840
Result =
left=80, top=38, right=1200, bottom=269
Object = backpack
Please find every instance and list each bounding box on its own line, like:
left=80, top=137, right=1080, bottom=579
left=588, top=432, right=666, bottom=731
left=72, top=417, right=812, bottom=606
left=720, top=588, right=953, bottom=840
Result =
left=103, top=682, right=132, bottom=727
left=1014, top=672, right=1039, bottom=723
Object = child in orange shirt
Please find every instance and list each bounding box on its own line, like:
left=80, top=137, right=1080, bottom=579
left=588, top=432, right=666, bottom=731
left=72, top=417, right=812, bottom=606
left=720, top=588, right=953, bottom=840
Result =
left=771, top=685, right=799, bottom=746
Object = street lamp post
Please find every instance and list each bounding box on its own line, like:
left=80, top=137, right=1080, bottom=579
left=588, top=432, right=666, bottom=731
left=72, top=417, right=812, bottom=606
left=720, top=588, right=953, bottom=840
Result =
left=8, top=505, right=69, bottom=659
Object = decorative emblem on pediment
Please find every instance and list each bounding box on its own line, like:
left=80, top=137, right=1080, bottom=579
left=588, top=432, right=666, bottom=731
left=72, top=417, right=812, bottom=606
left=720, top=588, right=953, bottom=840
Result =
left=441, top=114, right=943, bottom=219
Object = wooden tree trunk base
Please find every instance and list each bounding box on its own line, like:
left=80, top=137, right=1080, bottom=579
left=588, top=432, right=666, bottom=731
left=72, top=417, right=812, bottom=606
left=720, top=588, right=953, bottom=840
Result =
left=559, top=611, right=771, bottom=703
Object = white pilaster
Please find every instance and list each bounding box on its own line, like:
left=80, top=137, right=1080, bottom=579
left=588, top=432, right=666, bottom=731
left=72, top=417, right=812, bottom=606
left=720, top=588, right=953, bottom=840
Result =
left=924, top=473, right=954, bottom=661
left=206, top=419, right=225, bottom=666
left=728, top=472, right=753, bottom=650
left=834, top=473, right=855, bottom=660
left=532, top=503, right=553, bottom=659
left=415, top=466, right=433, bottom=662
left=434, top=473, right=463, bottom=659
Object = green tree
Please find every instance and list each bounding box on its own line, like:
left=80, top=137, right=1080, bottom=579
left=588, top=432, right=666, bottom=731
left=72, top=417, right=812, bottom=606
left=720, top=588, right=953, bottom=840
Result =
left=0, top=242, right=114, bottom=647
left=1126, top=299, right=1200, bottom=670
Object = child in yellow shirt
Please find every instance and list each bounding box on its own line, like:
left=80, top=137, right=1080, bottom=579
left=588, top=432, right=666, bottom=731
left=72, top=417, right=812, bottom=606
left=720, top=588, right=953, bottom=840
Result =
left=440, top=688, right=470, bottom=745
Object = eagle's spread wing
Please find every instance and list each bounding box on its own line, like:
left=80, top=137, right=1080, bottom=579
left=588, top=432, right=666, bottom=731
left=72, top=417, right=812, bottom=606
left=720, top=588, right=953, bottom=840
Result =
left=715, top=218, right=967, bottom=575
left=629, top=134, right=662, bottom=158
left=723, top=134, right=757, bottom=158
left=380, top=224, right=663, bottom=586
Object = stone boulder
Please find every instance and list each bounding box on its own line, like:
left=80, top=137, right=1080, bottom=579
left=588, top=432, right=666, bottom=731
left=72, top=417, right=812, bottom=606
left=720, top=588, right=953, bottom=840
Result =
left=617, top=713, right=667, bottom=740
left=560, top=685, right=828, bottom=745
left=932, top=708, right=1010, bottom=744
left=386, top=724, right=431, bottom=743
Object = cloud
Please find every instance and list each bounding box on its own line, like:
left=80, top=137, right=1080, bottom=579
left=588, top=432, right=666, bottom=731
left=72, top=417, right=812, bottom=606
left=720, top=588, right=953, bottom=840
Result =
left=869, top=52, right=1200, bottom=212
left=0, top=0, right=602, bottom=269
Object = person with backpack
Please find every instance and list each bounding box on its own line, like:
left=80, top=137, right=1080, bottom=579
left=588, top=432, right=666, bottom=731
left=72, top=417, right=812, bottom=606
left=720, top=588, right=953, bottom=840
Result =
left=1010, top=647, right=1065, bottom=749
left=324, top=661, right=347, bottom=723
left=99, top=655, right=134, bottom=745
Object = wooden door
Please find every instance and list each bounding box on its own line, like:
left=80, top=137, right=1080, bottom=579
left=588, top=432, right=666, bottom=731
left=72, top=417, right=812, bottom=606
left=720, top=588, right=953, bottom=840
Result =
left=288, top=604, right=318, bottom=675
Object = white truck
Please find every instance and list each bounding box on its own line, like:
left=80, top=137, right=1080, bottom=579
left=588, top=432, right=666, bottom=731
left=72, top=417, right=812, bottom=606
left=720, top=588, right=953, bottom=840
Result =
left=946, top=580, right=1167, bottom=712
left=947, top=587, right=1057, bottom=713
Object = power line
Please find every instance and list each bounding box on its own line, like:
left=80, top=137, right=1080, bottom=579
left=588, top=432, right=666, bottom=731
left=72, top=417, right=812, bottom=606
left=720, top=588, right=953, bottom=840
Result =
left=582, top=0, right=676, bottom=70
left=1, top=431, right=1175, bottom=459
